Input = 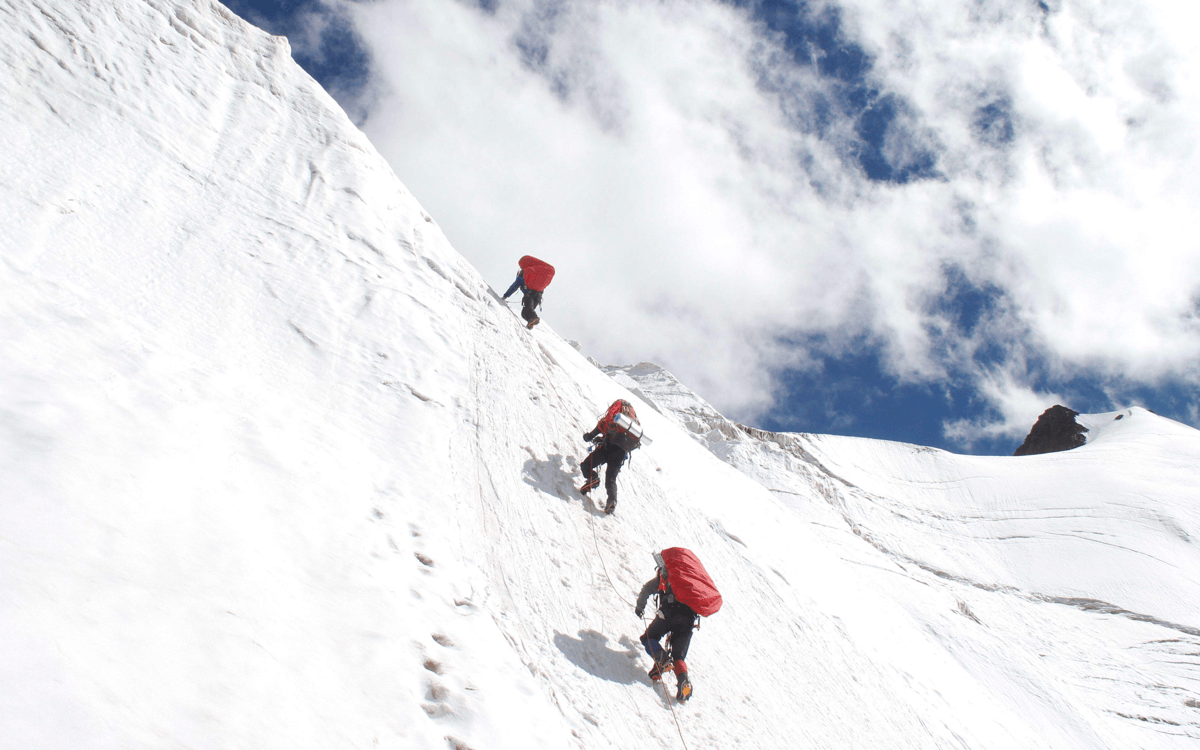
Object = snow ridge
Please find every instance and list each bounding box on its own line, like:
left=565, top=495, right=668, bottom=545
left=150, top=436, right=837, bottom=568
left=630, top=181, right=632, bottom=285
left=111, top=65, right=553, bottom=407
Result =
left=613, top=367, right=1200, bottom=746
left=2, top=1, right=1199, bottom=748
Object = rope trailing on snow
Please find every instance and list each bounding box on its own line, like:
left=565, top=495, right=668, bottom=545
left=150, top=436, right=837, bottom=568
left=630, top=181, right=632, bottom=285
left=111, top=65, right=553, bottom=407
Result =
left=646, top=632, right=691, bottom=750
left=658, top=670, right=691, bottom=750
left=588, top=506, right=634, bottom=608
left=651, top=633, right=690, bottom=750
left=590, top=512, right=691, bottom=750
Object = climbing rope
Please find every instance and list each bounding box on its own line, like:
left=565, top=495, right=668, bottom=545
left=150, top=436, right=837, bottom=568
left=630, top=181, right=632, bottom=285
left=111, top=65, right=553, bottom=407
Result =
left=588, top=507, right=634, bottom=608
left=658, top=671, right=690, bottom=750
left=655, top=632, right=691, bottom=750
left=589, top=514, right=691, bottom=750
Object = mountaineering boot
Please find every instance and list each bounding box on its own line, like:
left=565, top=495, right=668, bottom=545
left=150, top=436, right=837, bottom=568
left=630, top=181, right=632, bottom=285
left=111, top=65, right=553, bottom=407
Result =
left=604, top=498, right=616, bottom=515
left=648, top=651, right=671, bottom=682
left=579, top=476, right=600, bottom=494
left=674, top=660, right=692, bottom=701
left=526, top=317, right=540, bottom=329
left=675, top=672, right=692, bottom=702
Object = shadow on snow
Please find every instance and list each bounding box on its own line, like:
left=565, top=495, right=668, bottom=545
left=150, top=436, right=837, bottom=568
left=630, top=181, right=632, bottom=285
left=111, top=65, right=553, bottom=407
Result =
left=553, top=629, right=652, bottom=687
left=522, top=452, right=606, bottom=515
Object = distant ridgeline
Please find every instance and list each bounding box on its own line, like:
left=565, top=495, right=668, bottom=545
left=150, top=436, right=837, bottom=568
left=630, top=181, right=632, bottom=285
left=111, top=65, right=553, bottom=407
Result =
left=1013, top=405, right=1089, bottom=456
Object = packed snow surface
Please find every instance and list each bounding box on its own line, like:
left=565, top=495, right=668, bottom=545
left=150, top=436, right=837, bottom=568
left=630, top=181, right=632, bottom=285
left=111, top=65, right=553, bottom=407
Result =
left=2, top=1, right=1199, bottom=748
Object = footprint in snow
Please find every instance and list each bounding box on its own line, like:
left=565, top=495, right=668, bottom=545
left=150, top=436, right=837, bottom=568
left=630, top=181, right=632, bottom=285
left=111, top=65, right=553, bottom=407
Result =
left=421, top=677, right=456, bottom=719
left=426, top=682, right=450, bottom=702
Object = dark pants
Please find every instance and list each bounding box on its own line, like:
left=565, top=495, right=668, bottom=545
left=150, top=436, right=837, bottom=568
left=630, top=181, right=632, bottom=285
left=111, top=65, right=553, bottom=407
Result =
left=521, top=289, right=542, bottom=323
left=641, top=609, right=694, bottom=669
left=580, top=441, right=626, bottom=503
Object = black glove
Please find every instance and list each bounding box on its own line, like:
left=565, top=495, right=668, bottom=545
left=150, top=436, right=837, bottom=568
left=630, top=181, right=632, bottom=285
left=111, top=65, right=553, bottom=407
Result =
left=635, top=606, right=644, bottom=618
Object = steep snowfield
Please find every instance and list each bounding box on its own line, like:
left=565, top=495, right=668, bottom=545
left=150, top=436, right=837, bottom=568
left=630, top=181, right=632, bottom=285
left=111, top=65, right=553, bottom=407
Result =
left=2, top=1, right=1198, bottom=749
left=619, top=365, right=1200, bottom=746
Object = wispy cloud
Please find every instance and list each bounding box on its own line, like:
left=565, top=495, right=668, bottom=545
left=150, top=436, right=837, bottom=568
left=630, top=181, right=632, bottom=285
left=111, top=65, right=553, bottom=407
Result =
left=323, top=0, right=1200, bottom=444
left=942, top=373, right=1065, bottom=449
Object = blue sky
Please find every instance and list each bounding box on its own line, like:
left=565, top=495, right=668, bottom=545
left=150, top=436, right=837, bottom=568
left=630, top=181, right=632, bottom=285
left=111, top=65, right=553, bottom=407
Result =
left=224, top=0, right=1200, bottom=455
left=222, top=0, right=371, bottom=119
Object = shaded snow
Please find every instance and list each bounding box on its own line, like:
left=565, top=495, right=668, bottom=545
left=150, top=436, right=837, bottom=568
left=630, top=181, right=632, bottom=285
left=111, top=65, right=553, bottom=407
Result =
left=1, top=1, right=1199, bottom=748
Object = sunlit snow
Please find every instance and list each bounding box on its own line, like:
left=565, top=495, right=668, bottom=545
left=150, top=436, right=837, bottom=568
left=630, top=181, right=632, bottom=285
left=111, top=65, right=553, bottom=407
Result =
left=1, top=1, right=1198, bottom=748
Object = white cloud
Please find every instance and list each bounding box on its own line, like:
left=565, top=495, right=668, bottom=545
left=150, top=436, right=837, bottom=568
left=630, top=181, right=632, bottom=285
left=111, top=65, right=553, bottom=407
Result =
left=331, top=0, right=1200, bottom=435
left=942, top=374, right=1064, bottom=448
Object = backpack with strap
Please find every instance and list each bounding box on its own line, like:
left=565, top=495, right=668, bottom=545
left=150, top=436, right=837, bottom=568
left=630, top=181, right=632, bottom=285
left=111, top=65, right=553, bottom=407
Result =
left=659, top=547, right=722, bottom=617
left=518, top=255, right=556, bottom=292
left=600, top=399, right=643, bottom=452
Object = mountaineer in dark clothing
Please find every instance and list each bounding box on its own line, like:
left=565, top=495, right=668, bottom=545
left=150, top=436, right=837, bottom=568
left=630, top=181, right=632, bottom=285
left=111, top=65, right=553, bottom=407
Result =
left=502, top=270, right=541, bottom=328
left=502, top=256, right=555, bottom=329
left=635, top=551, right=698, bottom=702
left=579, top=399, right=643, bottom=515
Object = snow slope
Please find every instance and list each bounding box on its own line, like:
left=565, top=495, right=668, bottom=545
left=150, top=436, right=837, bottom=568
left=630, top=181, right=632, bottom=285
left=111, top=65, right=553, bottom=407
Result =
left=2, top=1, right=1198, bottom=748
left=618, top=364, right=1200, bottom=746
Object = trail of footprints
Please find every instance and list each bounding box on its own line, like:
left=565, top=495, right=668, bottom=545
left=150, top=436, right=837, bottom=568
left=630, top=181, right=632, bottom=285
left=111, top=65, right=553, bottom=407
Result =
left=395, top=516, right=479, bottom=750
left=422, top=631, right=455, bottom=718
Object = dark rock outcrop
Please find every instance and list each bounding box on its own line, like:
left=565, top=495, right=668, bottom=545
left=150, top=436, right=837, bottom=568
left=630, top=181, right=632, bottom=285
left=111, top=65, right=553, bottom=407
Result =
left=1013, top=405, right=1088, bottom=456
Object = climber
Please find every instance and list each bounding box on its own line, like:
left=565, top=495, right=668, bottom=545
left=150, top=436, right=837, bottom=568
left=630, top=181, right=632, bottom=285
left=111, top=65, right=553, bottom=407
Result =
left=579, top=398, right=643, bottom=515
left=634, top=548, right=723, bottom=703
left=502, top=255, right=555, bottom=329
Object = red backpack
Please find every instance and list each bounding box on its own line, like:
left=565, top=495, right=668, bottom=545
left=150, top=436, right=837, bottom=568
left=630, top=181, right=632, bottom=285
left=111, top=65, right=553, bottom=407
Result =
left=518, top=255, right=555, bottom=291
left=599, top=399, right=642, bottom=452
left=660, top=547, right=722, bottom=617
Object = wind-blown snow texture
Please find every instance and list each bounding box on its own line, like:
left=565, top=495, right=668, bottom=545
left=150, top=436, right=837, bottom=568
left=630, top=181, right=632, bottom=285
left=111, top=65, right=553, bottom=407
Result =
left=1, top=1, right=1198, bottom=748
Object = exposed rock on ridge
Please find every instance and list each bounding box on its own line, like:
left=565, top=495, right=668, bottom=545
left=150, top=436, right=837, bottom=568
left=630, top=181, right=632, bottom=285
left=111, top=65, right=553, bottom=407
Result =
left=1013, top=405, right=1089, bottom=456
